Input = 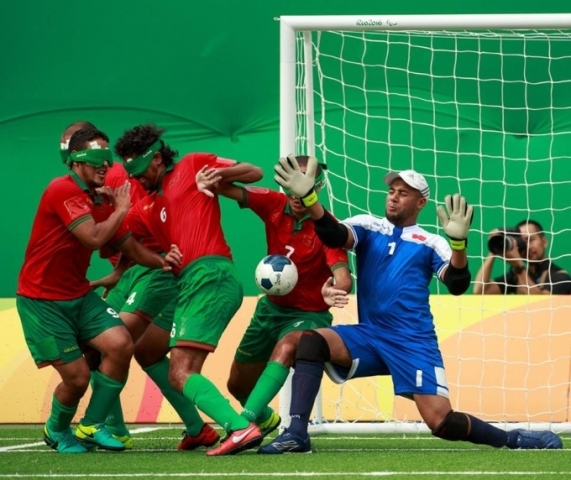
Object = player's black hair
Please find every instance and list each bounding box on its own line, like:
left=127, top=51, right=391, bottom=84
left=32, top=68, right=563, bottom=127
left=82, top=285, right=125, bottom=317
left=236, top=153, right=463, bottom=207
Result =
left=66, top=128, right=110, bottom=170
left=516, top=219, right=545, bottom=237
left=114, top=124, right=178, bottom=167
left=61, top=121, right=97, bottom=139
left=68, top=128, right=109, bottom=152
left=295, top=155, right=323, bottom=177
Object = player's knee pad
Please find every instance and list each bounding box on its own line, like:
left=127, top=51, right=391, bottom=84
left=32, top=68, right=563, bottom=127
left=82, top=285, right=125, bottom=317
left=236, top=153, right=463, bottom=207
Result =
left=432, top=411, right=470, bottom=441
left=295, top=330, right=330, bottom=365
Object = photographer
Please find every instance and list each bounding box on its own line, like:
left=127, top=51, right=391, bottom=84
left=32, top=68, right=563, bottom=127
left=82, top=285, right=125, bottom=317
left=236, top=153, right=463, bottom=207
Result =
left=474, top=220, right=571, bottom=295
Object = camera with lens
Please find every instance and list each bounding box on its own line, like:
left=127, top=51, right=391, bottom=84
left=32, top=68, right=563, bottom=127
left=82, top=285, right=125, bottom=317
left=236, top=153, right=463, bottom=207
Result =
left=488, top=228, right=527, bottom=256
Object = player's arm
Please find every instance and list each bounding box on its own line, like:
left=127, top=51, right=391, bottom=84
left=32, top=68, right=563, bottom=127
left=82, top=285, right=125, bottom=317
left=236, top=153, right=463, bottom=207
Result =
left=71, top=213, right=128, bottom=251
left=195, top=164, right=260, bottom=199
left=322, top=261, right=352, bottom=308
left=90, top=253, right=133, bottom=298
left=325, top=248, right=352, bottom=295
left=99, top=243, right=118, bottom=259
left=332, top=264, right=352, bottom=293
left=117, top=237, right=181, bottom=271
left=69, top=182, right=132, bottom=250
left=439, top=259, right=471, bottom=296
left=216, top=183, right=245, bottom=203
left=321, top=278, right=348, bottom=309
left=313, top=209, right=355, bottom=250
left=195, top=172, right=245, bottom=203
left=436, top=194, right=473, bottom=296
left=216, top=162, right=263, bottom=184
left=274, top=154, right=355, bottom=249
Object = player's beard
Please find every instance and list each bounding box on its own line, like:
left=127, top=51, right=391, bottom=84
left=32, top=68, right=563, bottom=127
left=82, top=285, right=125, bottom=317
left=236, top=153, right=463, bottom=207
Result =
left=385, top=209, right=401, bottom=224
left=91, top=176, right=105, bottom=188
left=385, top=207, right=414, bottom=226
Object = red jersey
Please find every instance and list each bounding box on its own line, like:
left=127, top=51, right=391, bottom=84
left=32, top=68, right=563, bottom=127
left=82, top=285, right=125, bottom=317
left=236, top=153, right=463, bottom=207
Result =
left=17, top=173, right=131, bottom=300
left=126, top=153, right=234, bottom=274
left=244, top=187, right=349, bottom=312
left=103, top=163, right=162, bottom=265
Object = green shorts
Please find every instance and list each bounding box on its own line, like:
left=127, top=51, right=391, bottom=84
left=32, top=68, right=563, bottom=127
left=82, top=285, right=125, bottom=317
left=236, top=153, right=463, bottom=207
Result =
left=169, top=256, right=243, bottom=351
left=105, top=264, right=178, bottom=331
left=16, top=291, right=124, bottom=367
left=235, top=295, right=333, bottom=363
left=234, top=296, right=333, bottom=363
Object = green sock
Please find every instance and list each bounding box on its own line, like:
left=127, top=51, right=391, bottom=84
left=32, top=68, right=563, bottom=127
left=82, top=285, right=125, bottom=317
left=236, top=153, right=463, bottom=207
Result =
left=46, top=394, right=78, bottom=432
left=144, top=358, right=205, bottom=436
left=235, top=395, right=272, bottom=424
left=82, top=370, right=125, bottom=426
left=104, top=397, right=129, bottom=437
left=255, top=406, right=275, bottom=425
left=182, top=373, right=249, bottom=433
left=104, top=372, right=129, bottom=436
left=241, top=361, right=289, bottom=423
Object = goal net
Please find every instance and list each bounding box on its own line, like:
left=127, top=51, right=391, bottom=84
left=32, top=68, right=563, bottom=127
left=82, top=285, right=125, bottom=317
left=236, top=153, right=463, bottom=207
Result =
left=279, top=14, right=571, bottom=434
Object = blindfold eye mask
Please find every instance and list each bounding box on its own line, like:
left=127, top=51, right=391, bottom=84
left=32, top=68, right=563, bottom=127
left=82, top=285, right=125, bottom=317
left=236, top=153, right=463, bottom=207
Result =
left=67, top=148, right=114, bottom=167
left=123, top=140, right=163, bottom=176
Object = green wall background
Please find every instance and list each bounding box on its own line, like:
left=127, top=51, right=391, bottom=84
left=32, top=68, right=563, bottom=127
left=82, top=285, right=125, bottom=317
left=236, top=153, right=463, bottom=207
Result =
left=2, top=0, right=571, bottom=297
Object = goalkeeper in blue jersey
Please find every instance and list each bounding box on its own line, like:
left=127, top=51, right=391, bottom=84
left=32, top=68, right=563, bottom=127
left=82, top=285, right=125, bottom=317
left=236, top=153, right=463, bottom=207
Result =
left=259, top=156, right=563, bottom=454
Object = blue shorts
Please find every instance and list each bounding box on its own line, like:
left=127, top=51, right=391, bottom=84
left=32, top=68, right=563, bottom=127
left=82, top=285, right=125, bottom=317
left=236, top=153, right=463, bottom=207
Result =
left=325, top=323, right=449, bottom=399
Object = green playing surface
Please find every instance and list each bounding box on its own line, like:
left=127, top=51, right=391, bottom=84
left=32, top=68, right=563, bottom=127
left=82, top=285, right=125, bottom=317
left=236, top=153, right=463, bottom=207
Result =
left=0, top=425, right=569, bottom=479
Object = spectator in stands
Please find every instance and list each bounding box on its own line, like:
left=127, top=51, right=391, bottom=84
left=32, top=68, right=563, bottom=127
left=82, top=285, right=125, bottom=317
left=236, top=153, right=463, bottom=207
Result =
left=474, top=220, right=571, bottom=295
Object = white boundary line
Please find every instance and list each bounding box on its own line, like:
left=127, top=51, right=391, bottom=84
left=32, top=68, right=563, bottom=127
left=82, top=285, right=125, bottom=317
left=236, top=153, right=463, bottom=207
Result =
left=0, top=441, right=45, bottom=452
left=0, top=426, right=164, bottom=452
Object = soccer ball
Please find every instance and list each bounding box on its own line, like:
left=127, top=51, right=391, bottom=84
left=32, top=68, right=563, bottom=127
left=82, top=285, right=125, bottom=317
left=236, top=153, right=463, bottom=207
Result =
left=255, top=255, right=298, bottom=296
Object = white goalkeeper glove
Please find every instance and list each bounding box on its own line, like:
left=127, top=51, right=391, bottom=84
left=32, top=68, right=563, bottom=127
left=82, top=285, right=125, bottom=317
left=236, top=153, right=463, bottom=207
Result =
left=436, top=193, right=474, bottom=251
left=274, top=154, right=319, bottom=207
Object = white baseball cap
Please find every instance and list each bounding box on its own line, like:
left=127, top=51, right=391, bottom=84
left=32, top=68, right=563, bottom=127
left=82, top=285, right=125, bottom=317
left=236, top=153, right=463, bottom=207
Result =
left=383, top=169, right=430, bottom=200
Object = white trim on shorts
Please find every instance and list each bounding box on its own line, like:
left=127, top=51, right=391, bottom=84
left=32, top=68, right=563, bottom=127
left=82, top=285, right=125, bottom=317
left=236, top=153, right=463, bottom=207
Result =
left=324, top=359, right=360, bottom=384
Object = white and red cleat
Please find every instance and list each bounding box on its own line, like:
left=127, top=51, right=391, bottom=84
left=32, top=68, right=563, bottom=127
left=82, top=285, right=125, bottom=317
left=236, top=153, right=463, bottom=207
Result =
left=205, top=423, right=262, bottom=456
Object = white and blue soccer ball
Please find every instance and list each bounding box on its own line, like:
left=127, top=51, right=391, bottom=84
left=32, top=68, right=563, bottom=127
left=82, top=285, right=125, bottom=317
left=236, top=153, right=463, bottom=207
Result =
left=255, top=254, right=298, bottom=296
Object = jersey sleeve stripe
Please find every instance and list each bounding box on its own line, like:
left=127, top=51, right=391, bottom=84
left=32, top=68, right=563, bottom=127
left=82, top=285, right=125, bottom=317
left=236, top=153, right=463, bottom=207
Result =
left=67, top=214, right=92, bottom=232
left=110, top=231, right=132, bottom=249
left=437, top=262, right=449, bottom=280
left=239, top=187, right=249, bottom=208
left=330, top=261, right=350, bottom=273
left=342, top=223, right=359, bottom=250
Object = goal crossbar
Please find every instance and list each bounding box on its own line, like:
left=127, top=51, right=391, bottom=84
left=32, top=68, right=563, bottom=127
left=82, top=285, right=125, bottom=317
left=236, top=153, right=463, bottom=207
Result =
left=280, top=13, right=571, bottom=31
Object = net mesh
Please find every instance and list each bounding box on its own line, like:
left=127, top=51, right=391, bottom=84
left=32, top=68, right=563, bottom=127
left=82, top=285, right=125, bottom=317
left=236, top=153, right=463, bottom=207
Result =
left=294, top=29, right=571, bottom=429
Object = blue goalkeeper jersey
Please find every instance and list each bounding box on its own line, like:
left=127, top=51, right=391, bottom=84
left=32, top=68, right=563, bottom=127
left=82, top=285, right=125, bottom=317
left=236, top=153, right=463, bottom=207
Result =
left=343, top=215, right=451, bottom=337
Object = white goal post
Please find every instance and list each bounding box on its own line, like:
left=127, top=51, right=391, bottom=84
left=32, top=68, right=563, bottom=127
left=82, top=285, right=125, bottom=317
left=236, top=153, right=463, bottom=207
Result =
left=278, top=13, right=571, bottom=434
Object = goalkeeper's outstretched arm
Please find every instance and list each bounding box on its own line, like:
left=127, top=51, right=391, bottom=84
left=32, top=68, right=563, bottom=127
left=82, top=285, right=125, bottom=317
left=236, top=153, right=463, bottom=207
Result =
left=312, top=208, right=354, bottom=249
left=437, top=193, right=473, bottom=296
left=441, top=250, right=471, bottom=296
left=274, top=154, right=355, bottom=249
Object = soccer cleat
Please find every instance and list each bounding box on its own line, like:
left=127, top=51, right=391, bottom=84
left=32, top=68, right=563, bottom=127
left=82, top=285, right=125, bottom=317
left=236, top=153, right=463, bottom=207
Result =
left=205, top=423, right=262, bottom=456
left=75, top=423, right=126, bottom=451
left=258, top=411, right=281, bottom=439
left=112, top=433, right=133, bottom=449
left=43, top=425, right=90, bottom=454
left=257, top=429, right=312, bottom=454
left=178, top=424, right=220, bottom=451
left=506, top=429, right=563, bottom=450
